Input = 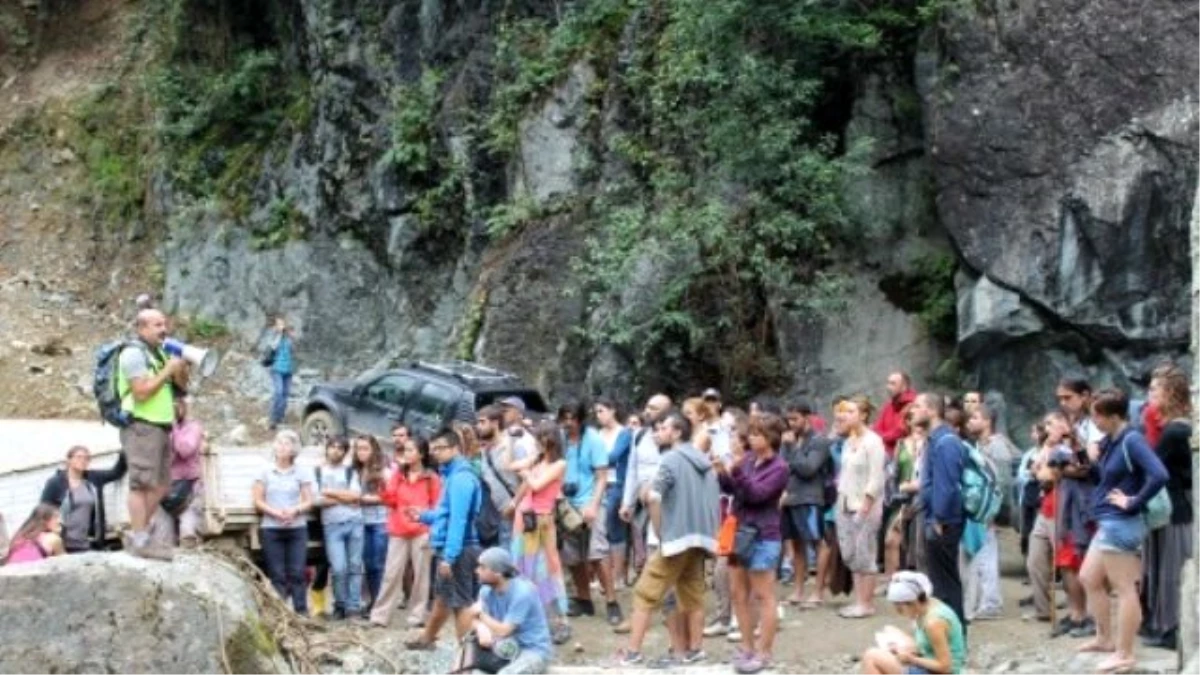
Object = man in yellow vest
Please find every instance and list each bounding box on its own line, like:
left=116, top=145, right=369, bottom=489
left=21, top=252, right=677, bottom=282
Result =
left=119, top=309, right=190, bottom=559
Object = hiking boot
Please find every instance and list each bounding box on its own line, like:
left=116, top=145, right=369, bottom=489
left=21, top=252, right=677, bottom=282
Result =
left=332, top=608, right=347, bottom=621
left=607, top=601, right=624, bottom=626
left=130, top=544, right=174, bottom=561
left=1018, top=595, right=1035, bottom=607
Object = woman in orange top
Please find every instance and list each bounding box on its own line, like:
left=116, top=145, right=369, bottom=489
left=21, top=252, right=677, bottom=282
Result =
left=370, top=436, right=441, bottom=628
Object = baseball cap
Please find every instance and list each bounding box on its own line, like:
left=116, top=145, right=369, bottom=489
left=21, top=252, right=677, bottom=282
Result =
left=702, top=388, right=721, bottom=400
left=498, top=396, right=526, bottom=413
left=478, top=547, right=518, bottom=578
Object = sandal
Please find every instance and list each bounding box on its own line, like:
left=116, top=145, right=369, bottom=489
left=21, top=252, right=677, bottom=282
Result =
left=838, top=605, right=875, bottom=619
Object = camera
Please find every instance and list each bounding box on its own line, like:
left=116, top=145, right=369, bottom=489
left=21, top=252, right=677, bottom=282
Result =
left=522, top=511, right=537, bottom=532
left=563, top=482, right=579, bottom=499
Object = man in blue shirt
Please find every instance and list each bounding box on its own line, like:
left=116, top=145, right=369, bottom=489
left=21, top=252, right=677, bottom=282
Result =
left=558, top=400, right=619, bottom=624
left=406, top=428, right=483, bottom=650
left=911, top=392, right=968, bottom=630
left=464, top=547, right=553, bottom=674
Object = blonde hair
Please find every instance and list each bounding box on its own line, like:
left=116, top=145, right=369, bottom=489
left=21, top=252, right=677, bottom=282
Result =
left=848, top=394, right=874, bottom=423
left=1152, top=362, right=1191, bottom=420
left=273, top=429, right=302, bottom=463
left=682, top=397, right=718, bottom=423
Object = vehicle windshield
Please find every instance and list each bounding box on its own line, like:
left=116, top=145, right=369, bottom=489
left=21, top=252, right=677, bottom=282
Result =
left=475, top=390, right=549, bottom=414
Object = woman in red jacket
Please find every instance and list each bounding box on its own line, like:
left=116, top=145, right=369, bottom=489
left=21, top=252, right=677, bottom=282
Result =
left=369, top=436, right=441, bottom=628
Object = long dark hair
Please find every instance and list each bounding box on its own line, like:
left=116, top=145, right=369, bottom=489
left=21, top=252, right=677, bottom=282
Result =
left=534, top=421, right=564, bottom=463
left=409, top=436, right=432, bottom=471
left=11, top=503, right=57, bottom=546
left=352, top=435, right=386, bottom=492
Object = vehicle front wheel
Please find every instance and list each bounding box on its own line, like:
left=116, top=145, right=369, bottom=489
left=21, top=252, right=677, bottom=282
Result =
left=302, top=410, right=341, bottom=446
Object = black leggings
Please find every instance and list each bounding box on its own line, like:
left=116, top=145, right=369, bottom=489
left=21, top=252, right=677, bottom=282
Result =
left=262, top=527, right=309, bottom=613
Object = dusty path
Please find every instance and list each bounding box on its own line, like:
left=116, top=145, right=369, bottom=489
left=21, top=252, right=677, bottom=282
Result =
left=399, top=529, right=1178, bottom=674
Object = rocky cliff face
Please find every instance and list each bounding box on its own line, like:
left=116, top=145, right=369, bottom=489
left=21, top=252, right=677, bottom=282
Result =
left=147, top=0, right=1196, bottom=423
left=926, top=0, right=1198, bottom=425
left=154, top=0, right=945, bottom=410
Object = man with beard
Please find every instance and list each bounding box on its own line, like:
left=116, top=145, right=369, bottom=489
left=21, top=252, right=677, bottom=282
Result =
left=477, top=404, right=522, bottom=549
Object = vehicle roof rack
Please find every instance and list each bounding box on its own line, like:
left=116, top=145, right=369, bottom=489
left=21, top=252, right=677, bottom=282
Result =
left=410, top=360, right=520, bottom=386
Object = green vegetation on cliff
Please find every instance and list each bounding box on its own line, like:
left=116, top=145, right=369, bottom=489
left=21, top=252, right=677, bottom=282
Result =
left=482, top=0, right=954, bottom=393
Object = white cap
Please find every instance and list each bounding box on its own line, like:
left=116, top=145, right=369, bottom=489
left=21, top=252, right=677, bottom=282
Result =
left=886, top=571, right=933, bottom=603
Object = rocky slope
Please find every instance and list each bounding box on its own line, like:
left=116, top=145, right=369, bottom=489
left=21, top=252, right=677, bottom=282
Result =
left=0, top=0, right=1195, bottom=431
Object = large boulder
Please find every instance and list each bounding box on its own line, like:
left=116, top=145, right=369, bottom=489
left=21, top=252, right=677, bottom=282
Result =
left=924, top=0, right=1198, bottom=416
left=0, top=552, right=288, bottom=673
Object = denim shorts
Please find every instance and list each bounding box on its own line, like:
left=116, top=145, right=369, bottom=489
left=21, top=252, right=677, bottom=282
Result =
left=1092, top=516, right=1145, bottom=555
left=739, top=539, right=782, bottom=572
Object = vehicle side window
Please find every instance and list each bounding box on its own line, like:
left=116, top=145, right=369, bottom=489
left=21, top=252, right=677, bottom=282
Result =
left=364, top=374, right=419, bottom=407
left=405, top=383, right=457, bottom=431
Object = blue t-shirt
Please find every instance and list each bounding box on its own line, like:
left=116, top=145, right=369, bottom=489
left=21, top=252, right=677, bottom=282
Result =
left=565, top=427, right=608, bottom=509
left=480, top=578, right=552, bottom=660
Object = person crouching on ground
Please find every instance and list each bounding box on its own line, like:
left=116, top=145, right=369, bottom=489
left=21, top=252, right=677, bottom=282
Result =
left=167, top=397, right=205, bottom=548
left=458, top=547, right=554, bottom=675
left=3, top=503, right=65, bottom=564
left=861, top=571, right=966, bottom=674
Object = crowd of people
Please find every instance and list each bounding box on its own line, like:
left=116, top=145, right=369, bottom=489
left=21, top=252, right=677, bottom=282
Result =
left=0, top=307, right=1192, bottom=675
left=240, top=367, right=1193, bottom=674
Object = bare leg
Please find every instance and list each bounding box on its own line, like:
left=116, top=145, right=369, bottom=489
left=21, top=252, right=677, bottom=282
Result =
left=751, top=570, right=779, bottom=655
left=419, top=599, right=450, bottom=644
left=812, top=539, right=833, bottom=602
left=861, top=647, right=904, bottom=674
left=729, top=565, right=754, bottom=653
left=686, top=608, right=704, bottom=651
left=1105, top=552, right=1143, bottom=664
left=1078, top=548, right=1115, bottom=652
left=593, top=560, right=617, bottom=603
left=453, top=608, right=473, bottom=640
left=1064, top=569, right=1088, bottom=622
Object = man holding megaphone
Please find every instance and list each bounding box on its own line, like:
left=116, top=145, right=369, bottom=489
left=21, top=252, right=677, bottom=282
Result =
left=118, top=309, right=191, bottom=560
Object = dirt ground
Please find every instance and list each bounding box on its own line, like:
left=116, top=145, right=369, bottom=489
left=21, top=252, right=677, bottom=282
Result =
left=401, top=529, right=1178, bottom=674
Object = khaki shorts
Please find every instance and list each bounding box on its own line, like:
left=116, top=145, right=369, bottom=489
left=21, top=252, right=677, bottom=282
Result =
left=121, top=421, right=171, bottom=490
left=562, top=510, right=609, bottom=565
left=633, top=548, right=707, bottom=613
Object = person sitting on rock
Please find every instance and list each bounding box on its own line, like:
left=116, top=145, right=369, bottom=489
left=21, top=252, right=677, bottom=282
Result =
left=860, top=571, right=966, bottom=675
left=458, top=547, right=553, bottom=675
left=4, top=503, right=65, bottom=565
left=39, top=445, right=128, bottom=553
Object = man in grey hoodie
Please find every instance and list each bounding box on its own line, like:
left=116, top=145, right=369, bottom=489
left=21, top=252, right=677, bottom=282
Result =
left=617, top=412, right=720, bottom=666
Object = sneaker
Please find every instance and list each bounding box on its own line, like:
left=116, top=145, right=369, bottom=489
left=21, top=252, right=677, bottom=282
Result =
left=1018, top=595, right=1035, bottom=608
left=735, top=654, right=767, bottom=674
left=727, top=629, right=743, bottom=642
left=730, top=647, right=753, bottom=667
left=972, top=610, right=1003, bottom=621
left=702, top=621, right=730, bottom=637
left=1069, top=618, right=1097, bottom=638
left=607, top=601, right=624, bottom=626
left=1050, top=618, right=1077, bottom=638
left=130, top=544, right=174, bottom=561
left=615, top=649, right=644, bottom=667
left=567, top=598, right=595, bottom=617
left=611, top=619, right=631, bottom=634
left=681, top=649, right=707, bottom=665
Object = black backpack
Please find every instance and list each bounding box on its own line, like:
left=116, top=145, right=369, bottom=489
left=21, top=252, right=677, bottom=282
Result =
left=93, top=340, right=149, bottom=428
left=473, top=478, right=502, bottom=548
